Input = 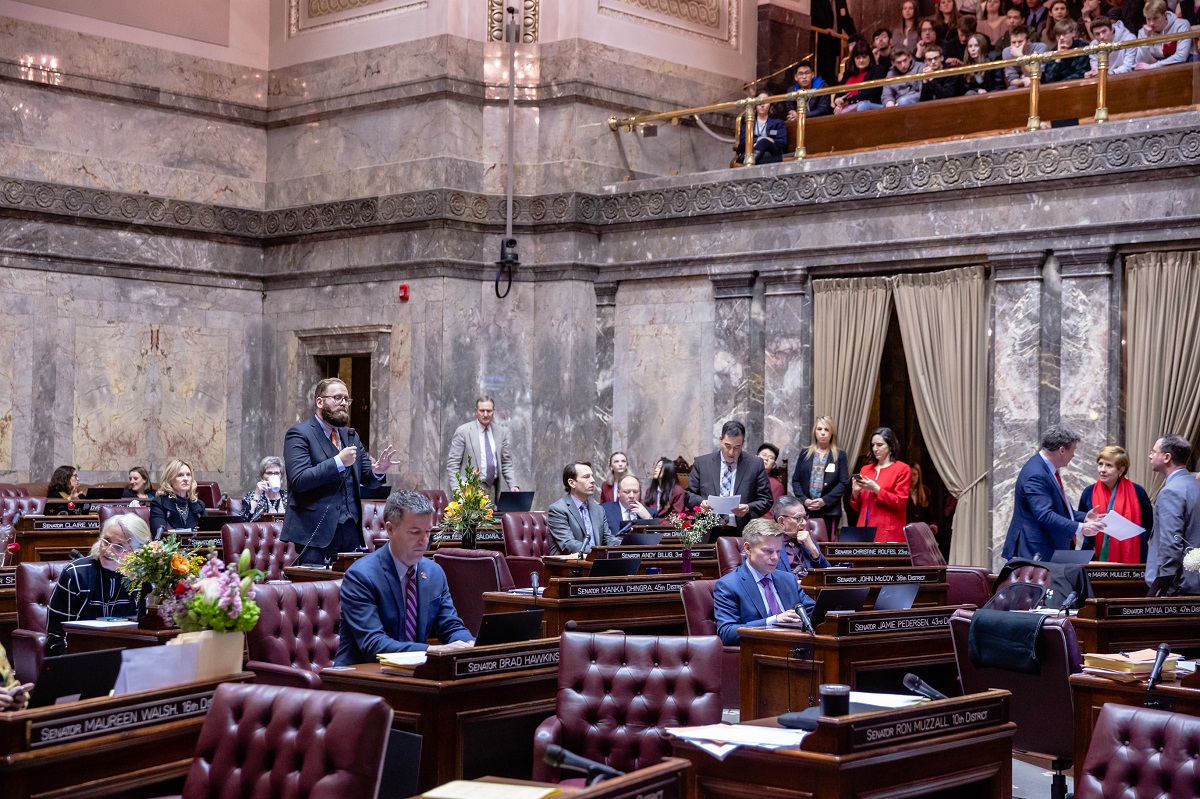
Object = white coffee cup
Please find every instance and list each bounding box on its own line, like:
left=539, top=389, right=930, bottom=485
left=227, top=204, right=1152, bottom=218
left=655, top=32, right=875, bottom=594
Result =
left=267, top=474, right=281, bottom=490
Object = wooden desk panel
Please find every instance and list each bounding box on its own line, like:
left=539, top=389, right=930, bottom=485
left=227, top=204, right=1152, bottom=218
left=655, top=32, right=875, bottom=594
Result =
left=545, top=545, right=719, bottom=580
left=320, top=639, right=560, bottom=792
left=1072, top=597, right=1200, bottom=655
left=738, top=606, right=962, bottom=719
left=63, top=623, right=180, bottom=653
left=0, top=566, right=15, bottom=654
left=801, top=566, right=948, bottom=608
left=1083, top=564, right=1149, bottom=599
left=13, top=518, right=99, bottom=564
left=409, top=758, right=691, bottom=799
left=283, top=565, right=346, bottom=582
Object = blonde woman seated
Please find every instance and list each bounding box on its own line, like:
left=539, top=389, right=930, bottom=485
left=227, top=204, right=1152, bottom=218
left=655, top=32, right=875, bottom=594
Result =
left=149, top=459, right=206, bottom=536
left=46, top=513, right=150, bottom=656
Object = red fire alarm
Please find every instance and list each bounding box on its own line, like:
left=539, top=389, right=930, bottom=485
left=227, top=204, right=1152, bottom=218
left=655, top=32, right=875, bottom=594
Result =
left=398, top=284, right=410, bottom=302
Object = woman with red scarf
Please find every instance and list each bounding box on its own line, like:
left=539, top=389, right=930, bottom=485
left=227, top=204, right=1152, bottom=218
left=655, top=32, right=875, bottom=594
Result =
left=1077, top=445, right=1153, bottom=563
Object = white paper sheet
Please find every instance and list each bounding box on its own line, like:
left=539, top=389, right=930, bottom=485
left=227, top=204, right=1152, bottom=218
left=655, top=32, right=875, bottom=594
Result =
left=848, top=691, right=927, bottom=709
left=1097, top=510, right=1145, bottom=542
left=423, top=780, right=560, bottom=799
left=706, top=495, right=742, bottom=515
left=114, top=643, right=200, bottom=694
left=668, top=723, right=808, bottom=748
left=62, top=619, right=138, bottom=629
left=378, top=652, right=428, bottom=667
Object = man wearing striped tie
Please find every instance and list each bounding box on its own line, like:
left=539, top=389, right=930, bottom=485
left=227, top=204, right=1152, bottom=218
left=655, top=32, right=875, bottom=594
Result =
left=336, top=491, right=474, bottom=665
left=684, top=420, right=774, bottom=533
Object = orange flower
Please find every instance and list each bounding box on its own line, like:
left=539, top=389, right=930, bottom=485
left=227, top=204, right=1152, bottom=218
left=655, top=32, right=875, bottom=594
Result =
left=171, top=553, right=190, bottom=574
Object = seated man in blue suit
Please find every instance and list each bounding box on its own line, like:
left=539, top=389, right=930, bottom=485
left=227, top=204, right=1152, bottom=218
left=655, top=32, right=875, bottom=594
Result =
left=1001, top=425, right=1105, bottom=561
left=714, top=519, right=817, bottom=646
left=335, top=491, right=474, bottom=665
left=601, top=475, right=657, bottom=537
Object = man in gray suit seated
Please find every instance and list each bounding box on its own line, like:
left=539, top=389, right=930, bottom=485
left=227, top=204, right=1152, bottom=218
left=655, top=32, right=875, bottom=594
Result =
left=547, top=462, right=620, bottom=555
left=446, top=395, right=521, bottom=498
left=1146, top=435, right=1200, bottom=596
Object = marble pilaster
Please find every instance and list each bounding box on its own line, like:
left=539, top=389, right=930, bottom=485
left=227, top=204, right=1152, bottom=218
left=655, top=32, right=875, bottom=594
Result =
left=593, top=283, right=617, bottom=473
left=762, top=269, right=810, bottom=469
left=1039, top=254, right=1062, bottom=431
left=712, top=273, right=758, bottom=446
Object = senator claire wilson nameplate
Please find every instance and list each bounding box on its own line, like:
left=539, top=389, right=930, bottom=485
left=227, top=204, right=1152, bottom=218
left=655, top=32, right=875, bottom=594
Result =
left=30, top=517, right=97, bottom=531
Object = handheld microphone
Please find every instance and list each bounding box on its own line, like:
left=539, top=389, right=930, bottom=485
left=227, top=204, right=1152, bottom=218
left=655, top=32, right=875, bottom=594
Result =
left=903, top=673, right=948, bottom=701
left=1058, top=590, right=1079, bottom=615
left=794, top=601, right=814, bottom=633
left=1147, top=643, right=1172, bottom=692
left=543, top=744, right=625, bottom=785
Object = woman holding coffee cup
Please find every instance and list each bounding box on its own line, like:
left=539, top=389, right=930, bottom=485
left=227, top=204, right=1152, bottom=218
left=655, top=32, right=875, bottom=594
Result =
left=241, top=456, right=288, bottom=521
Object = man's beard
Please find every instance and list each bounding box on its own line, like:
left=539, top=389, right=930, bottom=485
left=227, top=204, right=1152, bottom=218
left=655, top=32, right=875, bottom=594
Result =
left=320, top=406, right=350, bottom=427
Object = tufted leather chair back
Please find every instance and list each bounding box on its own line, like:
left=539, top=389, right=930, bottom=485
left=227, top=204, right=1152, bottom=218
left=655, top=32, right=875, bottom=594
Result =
left=905, top=522, right=946, bottom=567
left=180, top=682, right=392, bottom=799
left=97, top=504, right=151, bottom=528
left=996, top=563, right=1052, bottom=591
left=221, top=522, right=292, bottom=581
left=0, top=484, right=29, bottom=498
left=2, top=495, right=46, bottom=527
left=13, top=561, right=69, bottom=680
left=533, top=632, right=723, bottom=781
left=225, top=496, right=244, bottom=518
left=1075, top=704, right=1200, bottom=799
left=810, top=517, right=830, bottom=543
left=715, top=536, right=743, bottom=577
left=246, top=580, right=341, bottom=680
left=361, top=499, right=388, bottom=550
left=680, top=581, right=741, bottom=711
left=194, top=481, right=222, bottom=509
left=950, top=608, right=1081, bottom=760
left=502, top=512, right=550, bottom=557
left=415, top=489, right=449, bottom=526
left=946, top=566, right=993, bottom=607
left=432, top=547, right=516, bottom=636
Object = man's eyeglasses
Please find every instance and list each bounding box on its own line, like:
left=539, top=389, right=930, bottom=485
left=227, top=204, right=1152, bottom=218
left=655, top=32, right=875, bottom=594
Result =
left=778, top=513, right=808, bottom=523
left=321, top=395, right=352, bottom=405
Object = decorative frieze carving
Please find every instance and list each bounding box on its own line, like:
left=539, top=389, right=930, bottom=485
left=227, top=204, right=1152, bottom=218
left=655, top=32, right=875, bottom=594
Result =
left=488, top=0, right=539, bottom=43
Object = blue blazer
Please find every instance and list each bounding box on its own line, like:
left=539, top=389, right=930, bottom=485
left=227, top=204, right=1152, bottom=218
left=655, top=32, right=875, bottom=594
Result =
left=600, top=501, right=657, bottom=538
left=714, top=562, right=816, bottom=646
left=281, top=416, right=384, bottom=550
left=1001, top=453, right=1085, bottom=561
left=334, top=547, right=472, bottom=665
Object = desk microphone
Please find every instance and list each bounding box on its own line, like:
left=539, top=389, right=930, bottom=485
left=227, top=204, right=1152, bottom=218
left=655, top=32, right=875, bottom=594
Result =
left=793, top=602, right=814, bottom=633
left=543, top=744, right=625, bottom=786
left=69, top=549, right=84, bottom=561
left=529, top=571, right=540, bottom=606
left=903, top=673, right=948, bottom=701
left=1058, top=590, right=1079, bottom=615
left=1146, top=642, right=1172, bottom=692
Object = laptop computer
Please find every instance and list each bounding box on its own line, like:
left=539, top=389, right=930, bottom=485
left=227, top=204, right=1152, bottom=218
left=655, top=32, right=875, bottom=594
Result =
left=810, top=587, right=871, bottom=626
left=196, top=514, right=239, bottom=532
left=588, top=557, right=642, bottom=577
left=473, top=609, right=545, bottom=647
left=837, top=526, right=877, bottom=543
left=622, top=531, right=664, bottom=546
left=84, top=487, right=125, bottom=500
left=495, top=491, right=535, bottom=513
left=1050, top=549, right=1094, bottom=564
left=28, top=649, right=124, bottom=708
left=873, top=583, right=920, bottom=611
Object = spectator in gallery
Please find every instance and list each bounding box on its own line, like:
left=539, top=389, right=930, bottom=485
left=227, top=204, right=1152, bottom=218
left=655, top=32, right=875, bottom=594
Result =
left=977, top=0, right=1012, bottom=44
left=791, top=416, right=851, bottom=538
left=1079, top=0, right=1104, bottom=35
left=936, top=0, right=961, bottom=41
left=1042, top=20, right=1091, bottom=82
left=786, top=63, right=833, bottom=120
left=1041, top=0, right=1076, bottom=45
left=883, top=47, right=924, bottom=106
left=1085, top=15, right=1137, bottom=76
left=833, top=41, right=888, bottom=113
left=1134, top=0, right=1192, bottom=69
left=962, top=32, right=1005, bottom=91
left=123, top=466, right=154, bottom=501
left=734, top=92, right=788, bottom=164
left=599, top=451, right=629, bottom=504
left=47, top=465, right=84, bottom=501
left=756, top=443, right=788, bottom=502
left=919, top=44, right=968, bottom=100
left=915, top=17, right=947, bottom=60
left=241, top=456, right=289, bottom=522
left=850, top=427, right=913, bottom=544
left=644, top=457, right=687, bottom=517
left=1077, top=445, right=1152, bottom=563
left=872, top=28, right=894, bottom=70
left=1026, top=0, right=1050, bottom=33
left=149, top=458, right=206, bottom=535
left=893, top=0, right=921, bottom=52
left=944, top=14, right=977, bottom=63
left=992, top=6, right=1028, bottom=52
left=1003, top=25, right=1049, bottom=88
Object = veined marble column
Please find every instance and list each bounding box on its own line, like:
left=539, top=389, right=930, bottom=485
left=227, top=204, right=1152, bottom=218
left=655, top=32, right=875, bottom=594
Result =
left=762, top=269, right=811, bottom=469
left=989, top=253, right=1046, bottom=568
left=594, top=283, right=617, bottom=473
left=712, top=273, right=762, bottom=446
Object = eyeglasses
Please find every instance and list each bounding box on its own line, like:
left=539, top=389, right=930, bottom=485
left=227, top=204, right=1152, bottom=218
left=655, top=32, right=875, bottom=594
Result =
left=778, top=513, right=808, bottom=523
left=320, top=395, right=352, bottom=405
left=101, top=537, right=130, bottom=554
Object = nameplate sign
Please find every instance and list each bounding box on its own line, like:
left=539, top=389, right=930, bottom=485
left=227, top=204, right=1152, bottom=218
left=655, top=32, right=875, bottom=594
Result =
left=842, top=608, right=956, bottom=636
left=812, top=569, right=944, bottom=587
left=1085, top=567, right=1145, bottom=581
left=453, top=646, right=560, bottom=678
left=849, top=698, right=1005, bottom=751
left=0, top=567, right=14, bottom=589
left=565, top=578, right=693, bottom=599
left=30, top=691, right=214, bottom=748
left=439, top=530, right=504, bottom=543
left=29, top=517, right=97, bottom=532
left=175, top=534, right=222, bottom=549
left=1102, top=601, right=1200, bottom=619
left=823, top=544, right=909, bottom=558
left=604, top=547, right=716, bottom=562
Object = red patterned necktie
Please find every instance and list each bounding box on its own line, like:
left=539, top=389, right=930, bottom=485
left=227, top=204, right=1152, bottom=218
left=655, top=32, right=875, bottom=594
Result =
left=331, top=427, right=341, bottom=449
left=404, top=565, right=418, bottom=642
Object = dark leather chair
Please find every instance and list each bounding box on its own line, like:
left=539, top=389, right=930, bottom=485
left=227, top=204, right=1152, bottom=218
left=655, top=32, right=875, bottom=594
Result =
left=97, top=504, right=151, bottom=528
left=12, top=561, right=69, bottom=681
left=220, top=521, right=292, bottom=581
left=167, top=682, right=392, bottom=799
left=904, top=522, right=945, bottom=567
left=361, top=499, right=388, bottom=551
left=502, top=511, right=550, bottom=589
left=680, top=580, right=740, bottom=710
left=194, top=481, right=222, bottom=509
left=715, top=535, right=742, bottom=577
left=950, top=607, right=1081, bottom=799
left=433, top=547, right=516, bottom=636
left=810, top=517, right=831, bottom=543
left=245, top=580, right=341, bottom=690
left=224, top=496, right=244, bottom=518
left=532, top=632, right=723, bottom=783
left=990, top=563, right=1051, bottom=610
left=946, top=566, right=993, bottom=607
left=1, top=495, right=46, bottom=527
left=1074, top=704, right=1200, bottom=799
left=416, top=489, right=449, bottom=526
left=0, top=484, right=29, bottom=498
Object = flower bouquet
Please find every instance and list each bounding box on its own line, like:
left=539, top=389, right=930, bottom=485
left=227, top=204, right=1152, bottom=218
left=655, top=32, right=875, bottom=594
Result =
left=439, top=455, right=494, bottom=549
left=1185, top=548, right=1200, bottom=575
left=668, top=505, right=724, bottom=572
left=116, top=536, right=204, bottom=628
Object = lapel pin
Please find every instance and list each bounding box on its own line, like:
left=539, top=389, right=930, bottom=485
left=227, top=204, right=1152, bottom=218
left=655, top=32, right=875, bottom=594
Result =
left=420, top=571, right=427, bottom=579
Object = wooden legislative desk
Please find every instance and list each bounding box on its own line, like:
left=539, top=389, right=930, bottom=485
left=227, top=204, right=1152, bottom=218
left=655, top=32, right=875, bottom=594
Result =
left=13, top=516, right=99, bottom=563
left=738, top=606, right=962, bottom=719
left=411, top=758, right=691, bottom=799
left=0, top=672, right=251, bottom=799
left=1071, top=596, right=1200, bottom=655
left=801, top=566, right=948, bottom=608
left=675, top=691, right=1016, bottom=799
left=0, top=566, right=15, bottom=653
left=283, top=564, right=348, bottom=582
left=819, top=542, right=911, bottom=569
left=1083, top=564, right=1149, bottom=599
left=1070, top=671, right=1200, bottom=785
left=482, top=574, right=698, bottom=637
left=63, top=622, right=180, bottom=654
left=543, top=544, right=720, bottom=580
left=320, top=638, right=561, bottom=792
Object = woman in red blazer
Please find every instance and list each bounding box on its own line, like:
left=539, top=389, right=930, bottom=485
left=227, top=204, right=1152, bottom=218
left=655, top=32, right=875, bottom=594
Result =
left=850, top=427, right=912, bottom=544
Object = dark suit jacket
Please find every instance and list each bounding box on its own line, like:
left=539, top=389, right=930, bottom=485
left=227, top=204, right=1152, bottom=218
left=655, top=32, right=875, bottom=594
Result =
left=281, top=416, right=384, bottom=550
left=148, top=494, right=205, bottom=535
left=546, top=495, right=620, bottom=555
left=1001, top=453, right=1085, bottom=560
left=714, top=562, right=816, bottom=645
left=685, top=451, right=773, bottom=531
left=334, top=547, right=472, bottom=665
left=790, top=449, right=850, bottom=520
left=735, top=117, right=789, bottom=160
left=600, top=501, right=658, bottom=539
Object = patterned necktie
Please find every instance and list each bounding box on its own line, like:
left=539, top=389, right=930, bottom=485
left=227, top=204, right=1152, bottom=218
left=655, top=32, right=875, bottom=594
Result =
left=721, top=462, right=734, bottom=497
left=331, top=427, right=340, bottom=450
left=483, top=429, right=496, bottom=485
left=404, top=565, right=418, bottom=642
left=760, top=576, right=784, bottom=615
left=578, top=502, right=595, bottom=549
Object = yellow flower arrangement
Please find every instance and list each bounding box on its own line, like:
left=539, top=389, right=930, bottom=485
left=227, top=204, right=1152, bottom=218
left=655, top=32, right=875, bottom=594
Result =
left=439, top=455, right=495, bottom=547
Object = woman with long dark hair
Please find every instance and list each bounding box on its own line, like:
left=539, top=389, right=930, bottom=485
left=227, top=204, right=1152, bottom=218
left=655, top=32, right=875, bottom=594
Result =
left=644, top=457, right=686, bottom=516
left=850, top=427, right=912, bottom=543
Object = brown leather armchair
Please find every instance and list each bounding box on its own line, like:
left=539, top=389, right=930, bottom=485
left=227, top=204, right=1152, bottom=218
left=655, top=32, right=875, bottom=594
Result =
left=989, top=562, right=1051, bottom=610
left=904, top=522, right=945, bottom=567
left=221, top=521, right=292, bottom=581
left=165, top=682, right=392, bottom=799
left=810, top=517, right=830, bottom=543
left=532, top=632, right=723, bottom=783
left=2, top=495, right=46, bottom=526
left=245, top=579, right=341, bottom=690
left=0, top=484, right=30, bottom=498
left=946, top=566, right=993, bottom=606
left=361, top=499, right=388, bottom=550
left=432, top=547, right=516, bottom=636
left=97, top=504, right=151, bottom=528
left=12, top=561, right=69, bottom=681
left=1074, top=704, right=1200, bottom=799
left=950, top=607, right=1081, bottom=799
left=416, top=489, right=449, bottom=526
left=502, top=511, right=550, bottom=589
left=680, top=580, right=740, bottom=710
left=194, top=481, right=222, bottom=509
left=715, top=536, right=742, bottom=577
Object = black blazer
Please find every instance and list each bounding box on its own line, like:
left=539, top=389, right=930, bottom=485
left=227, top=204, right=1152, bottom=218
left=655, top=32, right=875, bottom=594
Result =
left=280, top=416, right=383, bottom=550
left=149, top=494, right=206, bottom=535
left=791, top=449, right=850, bottom=519
left=684, top=451, right=773, bottom=530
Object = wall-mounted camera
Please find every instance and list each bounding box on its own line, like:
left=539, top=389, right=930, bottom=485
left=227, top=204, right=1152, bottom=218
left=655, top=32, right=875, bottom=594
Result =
left=496, top=237, right=518, bottom=299
left=499, top=238, right=519, bottom=265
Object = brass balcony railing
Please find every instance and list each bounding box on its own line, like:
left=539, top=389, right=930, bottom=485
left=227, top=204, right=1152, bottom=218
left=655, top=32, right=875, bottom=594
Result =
left=608, top=28, right=1200, bottom=164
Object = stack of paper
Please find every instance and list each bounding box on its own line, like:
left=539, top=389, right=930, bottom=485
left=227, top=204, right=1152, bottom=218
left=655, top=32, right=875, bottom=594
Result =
left=423, top=781, right=559, bottom=799
left=1083, top=649, right=1181, bottom=682
left=848, top=691, right=926, bottom=709
left=667, top=723, right=809, bottom=761
left=378, top=651, right=427, bottom=670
